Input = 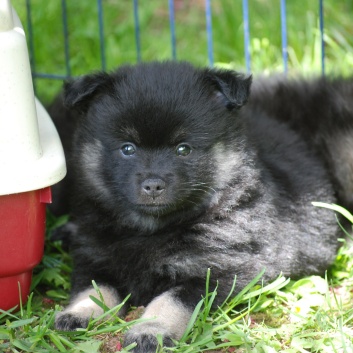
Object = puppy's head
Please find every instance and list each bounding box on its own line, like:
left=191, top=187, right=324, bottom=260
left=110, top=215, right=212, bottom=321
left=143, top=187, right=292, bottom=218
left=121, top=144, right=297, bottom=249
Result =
left=65, top=62, right=252, bottom=231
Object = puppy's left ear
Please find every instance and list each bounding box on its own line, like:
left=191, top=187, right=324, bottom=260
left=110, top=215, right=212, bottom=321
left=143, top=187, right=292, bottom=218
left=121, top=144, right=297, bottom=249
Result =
left=204, top=69, right=252, bottom=110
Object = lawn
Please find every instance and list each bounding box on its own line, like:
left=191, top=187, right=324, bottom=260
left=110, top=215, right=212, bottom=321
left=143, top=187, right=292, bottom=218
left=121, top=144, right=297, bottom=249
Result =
left=9, top=0, right=353, bottom=102
left=2, top=1, right=353, bottom=352
left=1, top=208, right=353, bottom=352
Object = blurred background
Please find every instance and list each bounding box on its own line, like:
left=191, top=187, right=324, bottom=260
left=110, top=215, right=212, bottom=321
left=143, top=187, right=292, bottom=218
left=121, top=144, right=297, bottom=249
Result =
left=11, top=0, right=353, bottom=104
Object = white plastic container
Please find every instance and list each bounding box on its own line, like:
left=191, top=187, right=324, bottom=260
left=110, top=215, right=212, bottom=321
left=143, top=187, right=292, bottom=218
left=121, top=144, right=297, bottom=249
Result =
left=0, top=0, right=66, bottom=194
left=0, top=0, right=66, bottom=310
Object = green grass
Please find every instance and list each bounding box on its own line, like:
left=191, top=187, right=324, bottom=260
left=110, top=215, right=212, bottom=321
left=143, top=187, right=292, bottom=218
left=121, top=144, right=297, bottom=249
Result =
left=9, top=0, right=353, bottom=103
left=2, top=1, right=353, bottom=352
left=1, top=208, right=353, bottom=353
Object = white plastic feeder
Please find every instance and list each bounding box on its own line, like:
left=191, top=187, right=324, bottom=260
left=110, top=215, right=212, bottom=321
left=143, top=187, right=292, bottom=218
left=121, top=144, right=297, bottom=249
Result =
left=0, top=0, right=66, bottom=310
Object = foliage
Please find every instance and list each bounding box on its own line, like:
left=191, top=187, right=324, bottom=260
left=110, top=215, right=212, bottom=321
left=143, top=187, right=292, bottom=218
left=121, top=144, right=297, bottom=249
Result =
left=1, top=208, right=353, bottom=352
left=9, top=0, right=353, bottom=102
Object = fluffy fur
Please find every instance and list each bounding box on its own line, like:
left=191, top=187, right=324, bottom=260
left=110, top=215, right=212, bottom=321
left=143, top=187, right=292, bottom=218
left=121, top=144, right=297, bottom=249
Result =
left=48, top=61, right=353, bottom=353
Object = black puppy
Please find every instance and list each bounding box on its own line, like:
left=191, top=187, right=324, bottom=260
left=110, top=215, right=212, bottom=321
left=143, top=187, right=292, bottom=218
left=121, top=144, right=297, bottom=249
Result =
left=50, top=61, right=352, bottom=352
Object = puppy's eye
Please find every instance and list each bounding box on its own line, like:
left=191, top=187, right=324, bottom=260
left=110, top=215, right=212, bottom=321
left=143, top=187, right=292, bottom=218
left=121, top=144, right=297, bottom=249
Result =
left=121, top=143, right=136, bottom=156
left=176, top=144, right=192, bottom=157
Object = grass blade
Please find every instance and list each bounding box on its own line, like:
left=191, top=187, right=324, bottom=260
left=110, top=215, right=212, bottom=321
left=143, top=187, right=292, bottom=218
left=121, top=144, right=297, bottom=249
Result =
left=312, top=202, right=353, bottom=224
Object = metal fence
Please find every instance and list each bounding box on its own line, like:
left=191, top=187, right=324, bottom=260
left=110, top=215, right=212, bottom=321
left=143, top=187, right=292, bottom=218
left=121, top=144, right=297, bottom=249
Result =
left=21, top=0, right=327, bottom=93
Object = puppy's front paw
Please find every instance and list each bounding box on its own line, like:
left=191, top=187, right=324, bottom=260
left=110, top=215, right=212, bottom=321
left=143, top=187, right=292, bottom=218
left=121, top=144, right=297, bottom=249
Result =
left=124, top=322, right=174, bottom=353
left=55, top=285, right=122, bottom=332
left=55, top=312, right=90, bottom=331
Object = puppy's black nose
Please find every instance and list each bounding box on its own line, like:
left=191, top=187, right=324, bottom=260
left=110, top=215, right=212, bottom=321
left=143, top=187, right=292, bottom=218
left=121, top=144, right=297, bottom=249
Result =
left=141, top=179, right=166, bottom=198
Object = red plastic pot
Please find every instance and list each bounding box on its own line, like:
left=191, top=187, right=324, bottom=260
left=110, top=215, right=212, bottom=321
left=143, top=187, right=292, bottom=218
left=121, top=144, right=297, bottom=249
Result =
left=0, top=187, right=52, bottom=310
left=0, top=3, right=66, bottom=311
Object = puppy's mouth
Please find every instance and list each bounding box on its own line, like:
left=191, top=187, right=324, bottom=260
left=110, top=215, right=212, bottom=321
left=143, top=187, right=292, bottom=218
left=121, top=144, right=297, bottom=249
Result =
left=137, top=204, right=173, bottom=216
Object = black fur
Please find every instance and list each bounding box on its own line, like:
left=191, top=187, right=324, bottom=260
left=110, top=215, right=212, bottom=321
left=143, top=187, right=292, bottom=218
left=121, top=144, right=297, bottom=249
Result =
left=49, top=61, right=353, bottom=352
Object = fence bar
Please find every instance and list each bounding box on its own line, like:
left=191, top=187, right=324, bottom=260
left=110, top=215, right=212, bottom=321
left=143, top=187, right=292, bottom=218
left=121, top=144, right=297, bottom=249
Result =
left=168, top=0, right=177, bottom=60
left=133, top=0, right=142, bottom=63
left=25, top=0, right=36, bottom=91
left=280, top=0, right=288, bottom=73
left=61, top=0, right=71, bottom=77
left=205, top=0, right=214, bottom=66
left=97, top=0, right=106, bottom=71
left=319, top=0, right=325, bottom=75
left=32, top=73, right=69, bottom=80
left=242, top=0, right=251, bottom=73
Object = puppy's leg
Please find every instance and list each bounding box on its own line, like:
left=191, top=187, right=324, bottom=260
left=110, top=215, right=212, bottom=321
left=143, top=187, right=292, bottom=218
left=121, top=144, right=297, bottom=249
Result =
left=55, top=285, right=122, bottom=331
left=124, top=289, right=192, bottom=353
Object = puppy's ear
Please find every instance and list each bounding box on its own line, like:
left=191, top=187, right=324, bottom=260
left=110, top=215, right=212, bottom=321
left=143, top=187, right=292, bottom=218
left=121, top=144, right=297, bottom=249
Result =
left=204, top=69, right=252, bottom=110
left=64, top=72, right=114, bottom=113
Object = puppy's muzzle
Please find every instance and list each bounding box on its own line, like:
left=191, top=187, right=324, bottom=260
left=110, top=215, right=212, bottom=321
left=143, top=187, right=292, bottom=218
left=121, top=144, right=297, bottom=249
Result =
left=141, top=178, right=166, bottom=199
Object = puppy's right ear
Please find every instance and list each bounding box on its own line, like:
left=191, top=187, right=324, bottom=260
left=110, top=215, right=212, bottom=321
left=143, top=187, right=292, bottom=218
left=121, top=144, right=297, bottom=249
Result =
left=64, top=72, right=114, bottom=113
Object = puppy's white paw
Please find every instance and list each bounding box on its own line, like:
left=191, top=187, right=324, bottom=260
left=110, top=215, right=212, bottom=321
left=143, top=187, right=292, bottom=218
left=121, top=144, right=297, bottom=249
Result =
left=55, top=285, right=121, bottom=331
left=124, top=322, right=174, bottom=353
left=123, top=290, right=192, bottom=352
left=55, top=312, right=90, bottom=331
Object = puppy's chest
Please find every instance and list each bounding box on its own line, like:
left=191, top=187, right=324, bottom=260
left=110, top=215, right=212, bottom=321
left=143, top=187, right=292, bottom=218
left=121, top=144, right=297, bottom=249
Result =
left=106, top=231, right=208, bottom=281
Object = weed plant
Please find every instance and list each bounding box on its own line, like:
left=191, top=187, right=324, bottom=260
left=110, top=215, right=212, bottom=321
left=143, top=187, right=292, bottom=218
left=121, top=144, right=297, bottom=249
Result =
left=1, top=206, right=353, bottom=352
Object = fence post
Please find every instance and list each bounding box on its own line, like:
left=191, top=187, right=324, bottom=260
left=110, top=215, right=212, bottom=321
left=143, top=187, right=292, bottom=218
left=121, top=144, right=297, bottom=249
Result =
left=61, top=0, right=71, bottom=77
left=319, top=0, right=325, bottom=75
left=97, top=0, right=106, bottom=71
left=242, top=0, right=251, bottom=73
left=205, top=0, right=214, bottom=67
left=280, top=0, right=288, bottom=73
left=169, top=0, right=177, bottom=60
left=133, top=0, right=141, bottom=63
